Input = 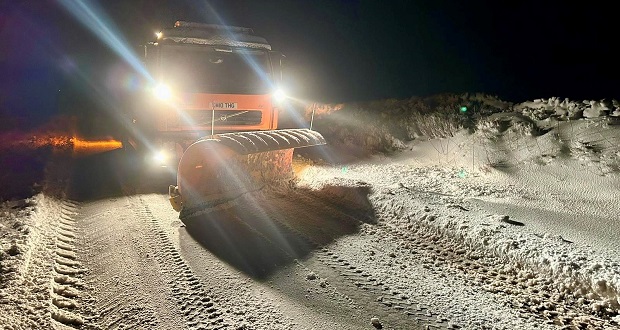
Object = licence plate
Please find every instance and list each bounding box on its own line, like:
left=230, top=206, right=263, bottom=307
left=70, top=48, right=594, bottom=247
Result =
left=211, top=102, right=237, bottom=109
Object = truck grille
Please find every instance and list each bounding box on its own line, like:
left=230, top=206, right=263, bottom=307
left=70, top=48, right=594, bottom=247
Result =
left=182, top=110, right=262, bottom=126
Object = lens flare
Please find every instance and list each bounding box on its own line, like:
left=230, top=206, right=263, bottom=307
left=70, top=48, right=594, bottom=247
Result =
left=153, top=150, right=168, bottom=164
left=56, top=0, right=153, bottom=82
left=273, top=88, right=286, bottom=102
left=198, top=3, right=275, bottom=90
left=154, top=83, right=172, bottom=100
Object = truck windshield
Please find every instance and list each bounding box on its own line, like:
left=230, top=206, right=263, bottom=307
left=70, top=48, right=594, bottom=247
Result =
left=160, top=45, right=272, bottom=94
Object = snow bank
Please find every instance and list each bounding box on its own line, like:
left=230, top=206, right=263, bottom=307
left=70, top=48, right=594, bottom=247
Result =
left=515, top=97, right=619, bottom=120
left=434, top=205, right=620, bottom=315
left=309, top=93, right=512, bottom=156
left=0, top=194, right=71, bottom=329
left=301, top=162, right=620, bottom=325
left=0, top=197, right=39, bottom=278
left=299, top=94, right=620, bottom=325
left=308, top=95, right=619, bottom=168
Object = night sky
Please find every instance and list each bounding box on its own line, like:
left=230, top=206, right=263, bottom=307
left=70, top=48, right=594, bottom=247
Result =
left=1, top=0, right=618, bottom=128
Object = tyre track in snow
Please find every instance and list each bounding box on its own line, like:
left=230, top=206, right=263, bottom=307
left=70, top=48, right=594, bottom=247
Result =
left=131, top=195, right=229, bottom=330
left=51, top=146, right=213, bottom=329
left=75, top=194, right=228, bottom=330
left=78, top=175, right=368, bottom=329
left=76, top=197, right=178, bottom=330
left=227, top=188, right=446, bottom=329
left=178, top=195, right=369, bottom=330
left=279, top=191, right=451, bottom=329
left=50, top=200, right=90, bottom=328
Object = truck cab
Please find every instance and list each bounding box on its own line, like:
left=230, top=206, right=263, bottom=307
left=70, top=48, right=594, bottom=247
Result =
left=128, top=21, right=286, bottom=168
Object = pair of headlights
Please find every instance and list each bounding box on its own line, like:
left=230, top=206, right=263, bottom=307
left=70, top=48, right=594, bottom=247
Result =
left=152, top=83, right=286, bottom=102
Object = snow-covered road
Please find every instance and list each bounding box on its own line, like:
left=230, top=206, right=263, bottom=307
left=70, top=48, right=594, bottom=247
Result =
left=1, top=96, right=620, bottom=329
left=2, top=151, right=619, bottom=328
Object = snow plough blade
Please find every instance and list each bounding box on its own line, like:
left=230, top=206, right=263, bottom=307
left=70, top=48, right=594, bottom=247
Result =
left=169, top=128, right=325, bottom=218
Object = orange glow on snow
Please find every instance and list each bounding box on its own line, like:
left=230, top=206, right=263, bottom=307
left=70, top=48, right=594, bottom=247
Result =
left=0, top=133, right=122, bottom=155
left=0, top=117, right=122, bottom=156
left=71, top=137, right=122, bottom=155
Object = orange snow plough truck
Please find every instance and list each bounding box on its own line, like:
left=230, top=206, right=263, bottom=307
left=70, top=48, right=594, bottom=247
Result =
left=139, top=21, right=325, bottom=218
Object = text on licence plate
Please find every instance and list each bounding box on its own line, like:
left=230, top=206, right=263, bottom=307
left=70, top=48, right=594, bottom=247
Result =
left=211, top=102, right=237, bottom=109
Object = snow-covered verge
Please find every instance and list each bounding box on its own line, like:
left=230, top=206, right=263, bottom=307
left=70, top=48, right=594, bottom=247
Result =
left=0, top=198, right=38, bottom=280
left=307, top=94, right=619, bottom=161
left=0, top=194, right=89, bottom=329
left=299, top=164, right=620, bottom=327
left=1, top=195, right=56, bottom=328
left=0, top=145, right=86, bottom=329
left=296, top=95, right=620, bottom=327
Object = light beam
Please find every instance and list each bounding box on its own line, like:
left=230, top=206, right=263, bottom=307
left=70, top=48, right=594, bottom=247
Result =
left=55, top=0, right=153, bottom=83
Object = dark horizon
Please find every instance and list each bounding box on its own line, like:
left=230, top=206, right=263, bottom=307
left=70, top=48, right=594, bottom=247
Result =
left=1, top=0, right=618, bottom=126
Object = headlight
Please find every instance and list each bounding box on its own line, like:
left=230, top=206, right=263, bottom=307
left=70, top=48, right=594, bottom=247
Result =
left=153, top=150, right=168, bottom=164
left=153, top=83, right=172, bottom=100
left=273, top=88, right=286, bottom=102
